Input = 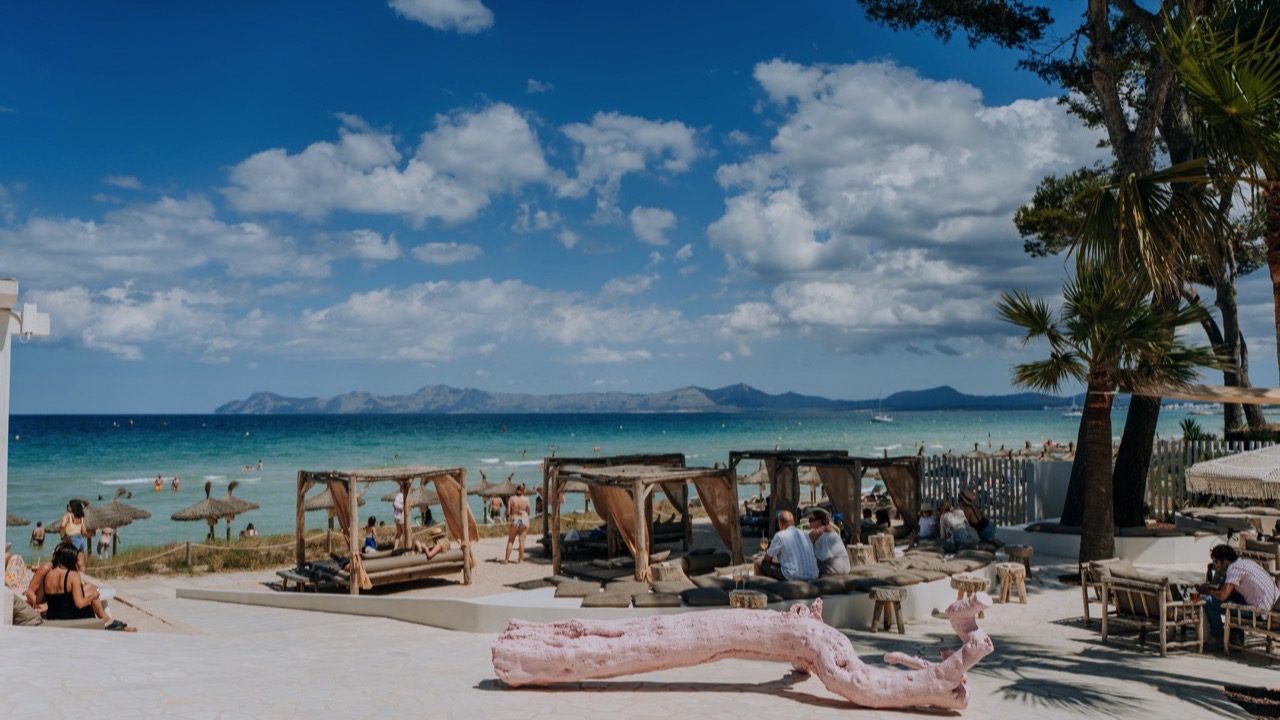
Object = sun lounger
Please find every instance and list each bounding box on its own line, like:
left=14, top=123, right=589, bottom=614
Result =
left=333, top=549, right=467, bottom=588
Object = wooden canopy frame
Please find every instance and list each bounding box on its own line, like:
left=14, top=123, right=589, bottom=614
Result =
left=547, top=459, right=743, bottom=581
left=542, top=453, right=685, bottom=574
left=295, top=466, right=476, bottom=595
left=728, top=450, right=922, bottom=541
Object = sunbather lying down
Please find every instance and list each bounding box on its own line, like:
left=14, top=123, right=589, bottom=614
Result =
left=411, top=538, right=444, bottom=560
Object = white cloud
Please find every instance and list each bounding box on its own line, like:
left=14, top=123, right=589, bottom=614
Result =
left=288, top=279, right=688, bottom=363
left=558, top=112, right=699, bottom=221
left=225, top=106, right=548, bottom=225
left=575, top=346, right=654, bottom=363
left=347, top=229, right=402, bottom=261
left=514, top=203, right=561, bottom=233
left=0, top=195, right=329, bottom=288
left=558, top=228, right=579, bottom=249
left=725, top=130, right=752, bottom=146
left=675, top=244, right=693, bottom=262
left=706, top=58, right=1107, bottom=349
left=648, top=250, right=663, bottom=265
left=388, top=0, right=493, bottom=33
left=28, top=284, right=246, bottom=362
left=719, top=351, right=734, bottom=362
left=629, top=206, right=676, bottom=246
left=103, top=175, right=142, bottom=190
left=526, top=78, right=553, bottom=94
left=602, top=273, right=658, bottom=297
left=411, top=241, right=483, bottom=264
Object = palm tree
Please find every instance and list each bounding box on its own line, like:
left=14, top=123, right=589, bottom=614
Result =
left=997, top=265, right=1219, bottom=562
left=1163, top=2, right=1280, bottom=378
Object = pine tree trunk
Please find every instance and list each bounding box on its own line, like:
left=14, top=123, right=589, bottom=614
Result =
left=1112, top=394, right=1161, bottom=527
left=1080, top=378, right=1116, bottom=563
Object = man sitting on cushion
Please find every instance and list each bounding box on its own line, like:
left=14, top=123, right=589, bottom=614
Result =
left=754, top=510, right=819, bottom=582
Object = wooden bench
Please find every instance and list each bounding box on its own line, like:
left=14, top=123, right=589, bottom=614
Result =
left=1100, top=574, right=1204, bottom=656
left=1224, top=602, right=1280, bottom=659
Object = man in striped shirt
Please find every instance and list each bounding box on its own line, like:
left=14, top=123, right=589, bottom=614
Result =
left=754, top=510, right=819, bottom=582
left=1199, top=544, right=1280, bottom=646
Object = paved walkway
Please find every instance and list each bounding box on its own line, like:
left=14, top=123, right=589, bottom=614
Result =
left=5, top=559, right=1278, bottom=719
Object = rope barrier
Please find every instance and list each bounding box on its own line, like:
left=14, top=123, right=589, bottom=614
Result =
left=88, top=532, right=331, bottom=570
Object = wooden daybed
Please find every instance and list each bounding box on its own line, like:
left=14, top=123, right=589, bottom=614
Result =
left=294, top=466, right=478, bottom=595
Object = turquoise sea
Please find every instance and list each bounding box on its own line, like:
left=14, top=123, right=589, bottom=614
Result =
left=3, top=408, right=1217, bottom=560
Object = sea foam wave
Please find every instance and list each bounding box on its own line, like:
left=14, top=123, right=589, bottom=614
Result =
left=95, top=477, right=154, bottom=486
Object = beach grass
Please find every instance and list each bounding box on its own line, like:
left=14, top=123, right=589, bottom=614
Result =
left=81, top=511, right=609, bottom=579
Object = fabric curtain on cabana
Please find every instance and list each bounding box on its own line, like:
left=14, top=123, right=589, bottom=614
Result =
left=878, top=463, right=920, bottom=530
left=770, top=459, right=799, bottom=519
left=325, top=479, right=371, bottom=590
left=586, top=484, right=641, bottom=560
left=690, top=476, right=739, bottom=554
left=659, top=482, right=687, bottom=518
left=431, top=474, right=478, bottom=568
left=817, top=466, right=858, bottom=536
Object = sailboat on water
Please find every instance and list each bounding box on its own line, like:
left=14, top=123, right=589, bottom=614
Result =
left=871, top=390, right=894, bottom=424
left=1062, top=393, right=1083, bottom=418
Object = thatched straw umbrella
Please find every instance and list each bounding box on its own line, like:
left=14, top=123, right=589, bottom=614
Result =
left=962, top=443, right=989, bottom=459
left=7, top=511, right=30, bottom=526
left=308, top=485, right=369, bottom=553
left=84, top=488, right=152, bottom=557
left=172, top=481, right=234, bottom=541
left=217, top=480, right=260, bottom=541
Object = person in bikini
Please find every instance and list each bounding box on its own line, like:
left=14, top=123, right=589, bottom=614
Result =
left=504, top=484, right=531, bottom=564
left=958, top=489, right=997, bottom=542
left=37, top=543, right=133, bottom=630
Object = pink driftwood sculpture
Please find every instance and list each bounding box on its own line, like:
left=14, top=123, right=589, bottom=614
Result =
left=492, top=593, right=995, bottom=712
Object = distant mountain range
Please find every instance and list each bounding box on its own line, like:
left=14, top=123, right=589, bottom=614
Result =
left=214, top=383, right=1075, bottom=414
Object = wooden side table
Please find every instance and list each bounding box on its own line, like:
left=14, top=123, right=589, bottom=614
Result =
left=869, top=533, right=895, bottom=563
left=951, top=574, right=990, bottom=618
left=1003, top=544, right=1034, bottom=575
left=995, top=562, right=1027, bottom=604
left=729, top=589, right=768, bottom=609
left=870, top=585, right=906, bottom=634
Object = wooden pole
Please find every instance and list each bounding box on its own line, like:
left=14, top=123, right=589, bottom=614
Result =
left=295, top=473, right=307, bottom=570
left=185, top=541, right=191, bottom=566
left=726, top=470, right=744, bottom=565
left=634, top=480, right=650, bottom=582
left=551, top=466, right=563, bottom=575
left=460, top=468, right=472, bottom=585
left=349, top=477, right=358, bottom=596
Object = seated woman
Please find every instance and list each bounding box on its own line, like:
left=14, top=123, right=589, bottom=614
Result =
left=958, top=489, right=997, bottom=542
left=41, top=543, right=132, bottom=630
left=938, top=500, right=980, bottom=552
left=807, top=509, right=850, bottom=576
left=410, top=538, right=444, bottom=560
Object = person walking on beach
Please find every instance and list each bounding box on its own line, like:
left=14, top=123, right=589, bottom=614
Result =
left=392, top=489, right=406, bottom=549
left=504, top=484, right=531, bottom=564
left=154, top=475, right=163, bottom=492
left=96, top=527, right=117, bottom=559
left=59, top=499, right=88, bottom=569
left=755, top=510, right=819, bottom=581
left=489, top=495, right=504, bottom=524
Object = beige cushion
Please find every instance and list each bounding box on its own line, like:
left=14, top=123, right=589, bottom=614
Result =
left=904, top=557, right=949, bottom=573
left=553, top=580, right=601, bottom=598
left=847, top=577, right=892, bottom=592
left=1087, top=558, right=1135, bottom=580
left=883, top=572, right=927, bottom=587
left=652, top=579, right=696, bottom=594
left=941, top=558, right=985, bottom=574
left=633, top=592, right=682, bottom=608
left=1245, top=506, right=1280, bottom=516
left=359, top=549, right=464, bottom=573
left=605, top=580, right=650, bottom=596
left=814, top=575, right=852, bottom=595
left=581, top=592, right=631, bottom=608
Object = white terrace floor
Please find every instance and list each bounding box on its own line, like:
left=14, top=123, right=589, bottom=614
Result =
left=5, top=558, right=1279, bottom=719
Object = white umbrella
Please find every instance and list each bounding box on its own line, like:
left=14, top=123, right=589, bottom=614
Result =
left=1186, top=444, right=1280, bottom=500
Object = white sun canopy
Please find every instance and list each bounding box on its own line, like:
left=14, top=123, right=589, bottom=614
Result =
left=1186, top=444, right=1280, bottom=500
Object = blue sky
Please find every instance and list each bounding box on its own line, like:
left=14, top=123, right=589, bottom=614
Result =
left=3, top=0, right=1269, bottom=413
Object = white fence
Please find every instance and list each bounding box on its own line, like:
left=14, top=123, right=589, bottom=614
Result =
left=1146, top=439, right=1277, bottom=518
left=918, top=455, right=1034, bottom=527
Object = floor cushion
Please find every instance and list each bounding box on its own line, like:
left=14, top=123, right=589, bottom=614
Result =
left=633, top=592, right=682, bottom=608
left=652, top=579, right=696, bottom=594
left=554, top=580, right=602, bottom=598
left=680, top=587, right=730, bottom=607
left=581, top=592, right=632, bottom=608
left=762, top=580, right=820, bottom=600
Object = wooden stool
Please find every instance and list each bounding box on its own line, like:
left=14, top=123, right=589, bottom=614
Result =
left=729, top=589, right=768, bottom=609
left=847, top=544, right=875, bottom=567
left=950, top=574, right=990, bottom=618
left=869, top=533, right=895, bottom=563
left=651, top=561, right=686, bottom=582
left=1003, top=545, right=1034, bottom=575
left=870, top=586, right=906, bottom=634
left=995, top=562, right=1027, bottom=604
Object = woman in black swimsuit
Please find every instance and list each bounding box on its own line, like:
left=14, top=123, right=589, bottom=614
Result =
left=42, top=543, right=129, bottom=630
